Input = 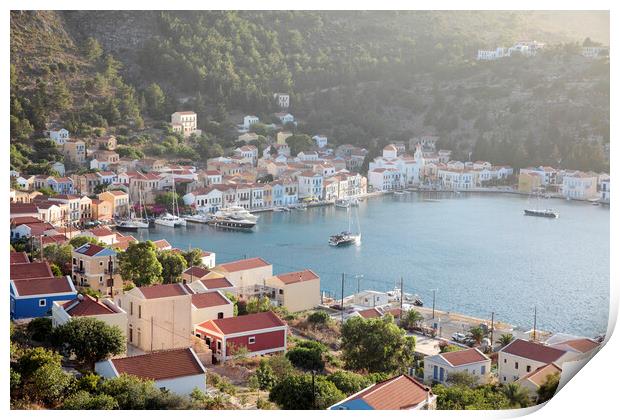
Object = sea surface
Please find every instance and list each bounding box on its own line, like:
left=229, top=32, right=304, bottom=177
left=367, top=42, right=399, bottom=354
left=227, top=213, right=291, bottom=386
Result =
left=140, top=192, right=610, bottom=337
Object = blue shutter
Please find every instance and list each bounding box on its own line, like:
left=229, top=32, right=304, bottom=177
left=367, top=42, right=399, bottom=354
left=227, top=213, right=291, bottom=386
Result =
left=433, top=365, right=438, bottom=380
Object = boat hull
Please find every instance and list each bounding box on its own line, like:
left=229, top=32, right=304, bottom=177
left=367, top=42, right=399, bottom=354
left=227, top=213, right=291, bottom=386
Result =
left=209, top=219, right=256, bottom=230
left=524, top=209, right=558, bottom=218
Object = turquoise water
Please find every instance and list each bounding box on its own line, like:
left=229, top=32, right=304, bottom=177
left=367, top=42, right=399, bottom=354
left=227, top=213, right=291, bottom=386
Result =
left=141, top=192, right=610, bottom=336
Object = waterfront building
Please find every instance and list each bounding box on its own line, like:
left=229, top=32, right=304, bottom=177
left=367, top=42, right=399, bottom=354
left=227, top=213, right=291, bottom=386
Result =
left=90, top=199, right=113, bottom=222
left=78, top=226, right=118, bottom=246
left=518, top=172, right=543, bottom=193
left=52, top=294, right=127, bottom=335
left=96, top=348, right=207, bottom=396
left=48, top=194, right=82, bottom=225
left=424, top=348, right=491, bottom=385
left=115, top=283, right=193, bottom=352
left=545, top=333, right=600, bottom=362
left=368, top=168, right=401, bottom=191
left=297, top=171, right=324, bottom=200
left=98, top=190, right=130, bottom=217
left=497, top=339, right=570, bottom=384
left=352, top=290, right=390, bottom=307
left=264, top=269, right=321, bottom=313
left=329, top=375, right=436, bottom=410
left=561, top=171, right=599, bottom=200
left=211, top=257, right=273, bottom=291
left=599, top=177, right=610, bottom=204
left=71, top=243, right=122, bottom=297
left=194, top=311, right=288, bottom=362
left=437, top=167, right=478, bottom=190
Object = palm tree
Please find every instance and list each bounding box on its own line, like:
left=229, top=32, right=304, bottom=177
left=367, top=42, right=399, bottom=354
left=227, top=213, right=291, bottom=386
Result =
left=469, top=326, right=486, bottom=345
left=503, top=382, right=532, bottom=408
left=496, top=333, right=515, bottom=348
left=403, top=309, right=424, bottom=329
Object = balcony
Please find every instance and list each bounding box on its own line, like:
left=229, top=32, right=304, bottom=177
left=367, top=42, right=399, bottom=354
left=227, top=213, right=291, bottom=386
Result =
left=73, top=267, right=85, bottom=274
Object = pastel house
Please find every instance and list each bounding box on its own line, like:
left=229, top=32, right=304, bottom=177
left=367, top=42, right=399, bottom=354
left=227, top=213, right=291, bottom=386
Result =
left=52, top=294, right=127, bottom=336
left=424, top=348, right=491, bottom=385
left=516, top=363, right=562, bottom=401
left=264, top=269, right=321, bottom=312
left=95, top=348, right=207, bottom=396
left=498, top=339, right=569, bottom=384
left=194, top=311, right=288, bottom=362
left=10, top=276, right=77, bottom=319
left=191, top=291, right=235, bottom=326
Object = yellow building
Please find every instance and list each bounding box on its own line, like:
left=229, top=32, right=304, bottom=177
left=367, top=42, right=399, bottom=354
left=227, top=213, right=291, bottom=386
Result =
left=71, top=243, right=123, bottom=296
left=116, top=283, right=193, bottom=352
left=98, top=190, right=130, bottom=217
left=91, top=199, right=113, bottom=222
left=63, top=140, right=87, bottom=165
left=264, top=269, right=321, bottom=313
left=276, top=131, right=292, bottom=145
left=518, top=172, right=542, bottom=193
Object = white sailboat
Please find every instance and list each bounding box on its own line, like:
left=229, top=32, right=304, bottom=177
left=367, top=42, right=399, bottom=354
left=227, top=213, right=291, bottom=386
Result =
left=155, top=172, right=186, bottom=227
left=329, top=206, right=361, bottom=246
left=115, top=187, right=149, bottom=230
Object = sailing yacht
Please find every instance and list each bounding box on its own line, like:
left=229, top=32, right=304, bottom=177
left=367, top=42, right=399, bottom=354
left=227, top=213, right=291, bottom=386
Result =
left=329, top=206, right=361, bottom=247
left=155, top=173, right=186, bottom=227
left=524, top=187, right=559, bottom=218
left=115, top=187, right=149, bottom=231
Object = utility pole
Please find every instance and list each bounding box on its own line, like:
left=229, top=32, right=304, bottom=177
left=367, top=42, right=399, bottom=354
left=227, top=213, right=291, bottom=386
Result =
left=490, top=311, right=495, bottom=349
left=532, top=306, right=537, bottom=342
left=311, top=370, right=316, bottom=409
left=150, top=316, right=154, bottom=352
left=399, top=276, right=404, bottom=322
left=341, top=273, right=345, bottom=324
left=432, top=289, right=437, bottom=319
left=108, top=256, right=114, bottom=298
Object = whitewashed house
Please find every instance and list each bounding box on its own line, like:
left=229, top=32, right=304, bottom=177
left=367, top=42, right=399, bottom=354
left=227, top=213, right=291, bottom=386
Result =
left=313, top=135, right=328, bottom=148
left=243, top=115, right=259, bottom=130
left=498, top=339, right=570, bottom=384
left=424, top=348, right=491, bottom=385
left=46, top=128, right=70, bottom=146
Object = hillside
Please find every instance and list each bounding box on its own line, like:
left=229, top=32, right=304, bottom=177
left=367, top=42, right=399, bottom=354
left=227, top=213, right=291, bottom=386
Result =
left=10, top=10, right=610, bottom=173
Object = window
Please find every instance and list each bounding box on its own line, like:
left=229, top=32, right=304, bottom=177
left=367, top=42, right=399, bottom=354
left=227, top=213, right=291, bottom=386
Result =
left=130, top=302, right=133, bottom=315
left=38, top=299, right=46, bottom=307
left=217, top=312, right=224, bottom=319
left=138, top=305, right=142, bottom=319
left=217, top=341, right=222, bottom=350
left=279, top=289, right=284, bottom=295
left=526, top=365, right=531, bottom=373
left=504, top=358, right=507, bottom=364
left=515, top=362, right=519, bottom=369
left=481, top=365, right=486, bottom=375
left=248, top=337, right=256, bottom=345
left=503, top=376, right=506, bottom=382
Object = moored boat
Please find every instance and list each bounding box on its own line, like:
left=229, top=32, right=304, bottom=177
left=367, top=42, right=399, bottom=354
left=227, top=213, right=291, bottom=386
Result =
left=328, top=231, right=361, bottom=247
left=208, top=216, right=256, bottom=230
left=524, top=209, right=559, bottom=218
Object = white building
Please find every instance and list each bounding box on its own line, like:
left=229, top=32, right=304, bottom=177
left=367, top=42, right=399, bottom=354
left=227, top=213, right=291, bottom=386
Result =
left=424, top=348, right=491, bottom=385
left=561, top=171, right=599, bottom=200
left=95, top=348, right=207, bottom=396
left=313, top=135, right=328, bottom=149
left=243, top=115, right=259, bottom=130
left=171, top=111, right=200, bottom=137
left=46, top=128, right=70, bottom=146
left=234, top=145, right=258, bottom=165
left=52, top=294, right=127, bottom=336
left=297, top=171, right=324, bottom=200
left=599, top=178, right=610, bottom=204
left=368, top=168, right=401, bottom=191
left=297, top=151, right=319, bottom=161
left=352, top=290, right=390, bottom=307
left=275, top=112, right=295, bottom=125
left=498, top=339, right=570, bottom=384
left=437, top=168, right=477, bottom=190
left=273, top=93, right=290, bottom=108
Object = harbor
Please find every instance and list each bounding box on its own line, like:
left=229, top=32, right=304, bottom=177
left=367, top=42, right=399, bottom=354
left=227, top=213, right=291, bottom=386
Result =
left=139, top=191, right=609, bottom=337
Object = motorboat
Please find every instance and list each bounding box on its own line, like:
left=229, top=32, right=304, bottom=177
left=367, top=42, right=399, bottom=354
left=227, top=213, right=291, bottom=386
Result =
left=115, top=219, right=149, bottom=231
left=215, top=205, right=259, bottom=222
left=524, top=209, right=559, bottom=218
left=394, top=190, right=406, bottom=195
left=208, top=216, right=256, bottom=230
left=184, top=212, right=213, bottom=224
left=335, top=199, right=350, bottom=209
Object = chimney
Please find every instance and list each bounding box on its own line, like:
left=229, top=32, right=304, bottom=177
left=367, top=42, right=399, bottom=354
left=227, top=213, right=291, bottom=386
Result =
left=77, top=293, right=84, bottom=301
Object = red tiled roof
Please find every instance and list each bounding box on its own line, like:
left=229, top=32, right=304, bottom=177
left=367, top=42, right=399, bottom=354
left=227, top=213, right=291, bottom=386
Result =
left=184, top=266, right=210, bottom=278
left=518, top=363, right=562, bottom=387
left=10, top=261, right=53, bottom=280
left=12, top=276, right=74, bottom=296
left=559, top=339, right=600, bottom=353
left=10, top=252, right=30, bottom=265
left=192, top=291, right=230, bottom=309
left=357, top=308, right=383, bottom=319
left=198, top=311, right=286, bottom=335
left=75, top=243, right=107, bottom=257
left=274, top=269, right=319, bottom=285
left=10, top=203, right=39, bottom=214
left=10, top=216, right=43, bottom=225
left=138, top=283, right=191, bottom=299
left=440, top=348, right=489, bottom=367
left=41, top=234, right=69, bottom=246
left=501, top=339, right=567, bottom=363
left=88, top=227, right=115, bottom=237
left=152, top=239, right=171, bottom=250
left=218, top=257, right=270, bottom=273
left=110, top=348, right=205, bottom=380
left=345, top=375, right=432, bottom=410
left=63, top=294, right=116, bottom=316
left=199, top=277, right=233, bottom=290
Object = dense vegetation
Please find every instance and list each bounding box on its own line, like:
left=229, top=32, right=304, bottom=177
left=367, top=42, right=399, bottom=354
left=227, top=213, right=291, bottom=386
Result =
left=10, top=11, right=610, bottom=175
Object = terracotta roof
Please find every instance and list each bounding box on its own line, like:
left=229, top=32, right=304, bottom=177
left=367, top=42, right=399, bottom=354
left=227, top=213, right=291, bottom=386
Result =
left=274, top=269, right=319, bottom=285
left=88, top=227, right=115, bottom=237
left=341, top=375, right=433, bottom=410
left=16, top=222, right=55, bottom=236
left=41, top=234, right=69, bottom=246
left=74, top=243, right=110, bottom=257
left=192, top=291, right=231, bottom=309
left=152, top=239, right=171, bottom=250
left=440, top=348, right=489, bottom=367
left=199, top=277, right=233, bottom=290
left=110, top=348, right=205, bottom=380
left=10, top=203, right=39, bottom=214
left=11, top=261, right=53, bottom=280
left=518, top=363, right=562, bottom=387
left=556, top=338, right=600, bottom=353
left=10, top=252, right=30, bottom=265
left=138, top=283, right=191, bottom=299
left=357, top=308, right=383, bottom=319
left=217, top=257, right=270, bottom=273
left=12, top=276, right=74, bottom=296
left=63, top=294, right=116, bottom=316
left=184, top=266, right=210, bottom=278
left=197, top=311, right=286, bottom=335
left=500, top=339, right=567, bottom=363
left=10, top=216, right=43, bottom=225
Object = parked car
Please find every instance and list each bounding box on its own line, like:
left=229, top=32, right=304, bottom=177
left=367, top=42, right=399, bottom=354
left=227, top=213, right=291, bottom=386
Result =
left=452, top=332, right=466, bottom=342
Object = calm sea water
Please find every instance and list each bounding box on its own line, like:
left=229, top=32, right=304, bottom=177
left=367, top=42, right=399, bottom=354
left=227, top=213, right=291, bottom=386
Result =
left=140, top=192, right=610, bottom=336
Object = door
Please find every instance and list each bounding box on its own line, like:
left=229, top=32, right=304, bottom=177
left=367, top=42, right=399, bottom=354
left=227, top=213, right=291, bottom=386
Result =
left=440, top=367, right=445, bottom=382
left=433, top=365, right=438, bottom=381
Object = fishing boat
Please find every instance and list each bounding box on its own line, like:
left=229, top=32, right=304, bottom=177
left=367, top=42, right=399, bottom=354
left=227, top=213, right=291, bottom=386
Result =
left=335, top=199, right=350, bottom=209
